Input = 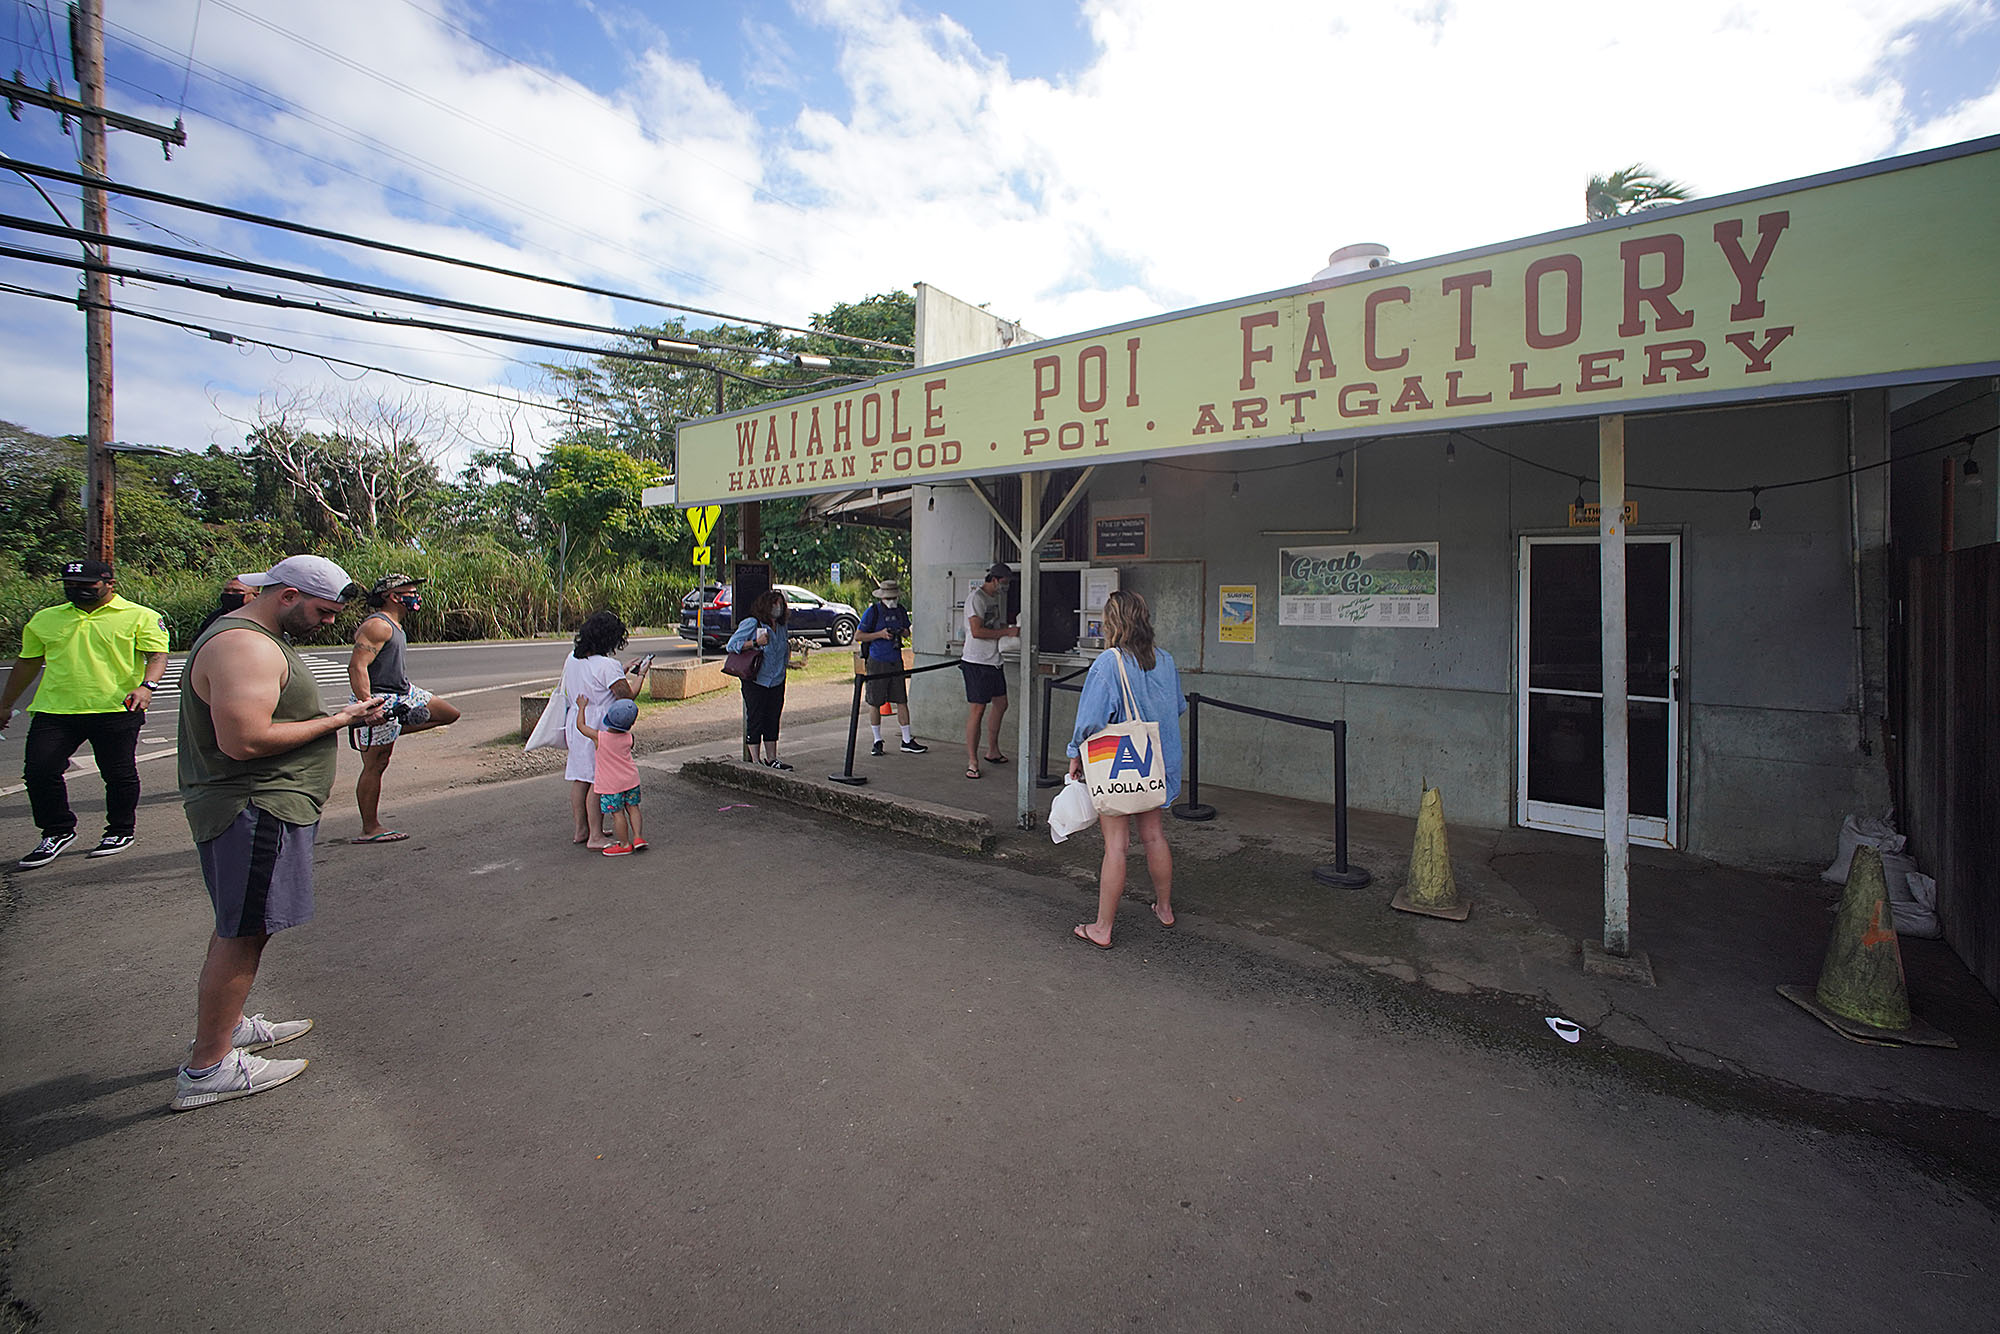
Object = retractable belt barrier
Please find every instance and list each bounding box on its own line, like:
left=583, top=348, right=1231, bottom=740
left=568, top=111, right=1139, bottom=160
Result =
left=830, top=658, right=967, bottom=786
left=1037, top=679, right=1372, bottom=890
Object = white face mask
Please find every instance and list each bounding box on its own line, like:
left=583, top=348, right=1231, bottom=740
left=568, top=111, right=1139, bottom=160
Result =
left=883, top=598, right=899, bottom=608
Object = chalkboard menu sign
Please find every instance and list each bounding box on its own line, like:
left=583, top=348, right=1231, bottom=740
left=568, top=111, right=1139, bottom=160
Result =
left=1093, top=514, right=1149, bottom=559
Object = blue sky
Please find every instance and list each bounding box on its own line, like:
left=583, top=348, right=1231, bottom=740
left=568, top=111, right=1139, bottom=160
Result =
left=2, top=0, right=1997, bottom=460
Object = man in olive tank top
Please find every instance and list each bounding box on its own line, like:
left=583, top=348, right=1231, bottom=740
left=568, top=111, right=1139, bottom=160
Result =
left=171, top=556, right=389, bottom=1112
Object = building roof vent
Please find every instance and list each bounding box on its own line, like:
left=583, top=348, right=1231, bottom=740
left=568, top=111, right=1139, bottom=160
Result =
left=1312, top=243, right=1394, bottom=282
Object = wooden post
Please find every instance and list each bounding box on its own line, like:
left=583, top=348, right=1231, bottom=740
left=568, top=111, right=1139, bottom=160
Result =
left=1599, top=414, right=1631, bottom=956
left=1016, top=472, right=1040, bottom=828
left=78, top=0, right=116, bottom=564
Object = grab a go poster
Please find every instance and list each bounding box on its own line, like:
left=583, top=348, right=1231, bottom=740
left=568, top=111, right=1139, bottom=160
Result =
left=1278, top=543, right=1439, bottom=627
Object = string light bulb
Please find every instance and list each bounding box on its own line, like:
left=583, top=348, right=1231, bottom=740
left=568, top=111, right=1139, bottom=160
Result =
left=1964, top=457, right=1983, bottom=488
left=1139, top=466, right=1148, bottom=489
left=1335, top=457, right=1346, bottom=484
left=1445, top=438, right=1456, bottom=462
left=1231, top=474, right=1240, bottom=499
left=1748, top=487, right=1763, bottom=532
left=1573, top=477, right=1587, bottom=513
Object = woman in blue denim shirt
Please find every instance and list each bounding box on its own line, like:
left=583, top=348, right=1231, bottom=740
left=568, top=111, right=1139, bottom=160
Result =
left=1065, top=589, right=1184, bottom=949
left=727, top=588, right=793, bottom=770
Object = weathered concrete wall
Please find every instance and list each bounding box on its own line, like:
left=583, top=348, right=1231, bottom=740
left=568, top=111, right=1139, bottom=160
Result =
left=908, top=396, right=1890, bottom=868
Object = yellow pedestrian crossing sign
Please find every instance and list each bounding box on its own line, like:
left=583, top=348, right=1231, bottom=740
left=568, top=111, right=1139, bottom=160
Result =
left=693, top=545, right=712, bottom=566
left=688, top=505, right=721, bottom=545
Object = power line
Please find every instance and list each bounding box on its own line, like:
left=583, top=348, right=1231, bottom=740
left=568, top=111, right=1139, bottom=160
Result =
left=0, top=237, right=861, bottom=391
left=1, top=278, right=631, bottom=430
left=0, top=154, right=915, bottom=356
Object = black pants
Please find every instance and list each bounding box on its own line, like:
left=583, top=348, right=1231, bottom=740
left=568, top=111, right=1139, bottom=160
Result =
left=741, top=680, right=786, bottom=744
left=24, top=709, right=145, bottom=838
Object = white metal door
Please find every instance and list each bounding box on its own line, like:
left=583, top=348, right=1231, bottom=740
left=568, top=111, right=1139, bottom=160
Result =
left=1516, top=535, right=1680, bottom=847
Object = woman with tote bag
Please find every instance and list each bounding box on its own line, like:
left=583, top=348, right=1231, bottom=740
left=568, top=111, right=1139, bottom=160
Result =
left=1064, top=589, right=1185, bottom=949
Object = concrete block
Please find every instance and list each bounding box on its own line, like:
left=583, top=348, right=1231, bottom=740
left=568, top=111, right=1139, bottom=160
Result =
left=1581, top=939, right=1656, bottom=986
left=648, top=658, right=730, bottom=700
left=680, top=756, right=996, bottom=854
left=521, top=690, right=552, bottom=735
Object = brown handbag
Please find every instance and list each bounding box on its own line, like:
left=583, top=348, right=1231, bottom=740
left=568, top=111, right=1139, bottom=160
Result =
left=722, top=645, right=763, bottom=680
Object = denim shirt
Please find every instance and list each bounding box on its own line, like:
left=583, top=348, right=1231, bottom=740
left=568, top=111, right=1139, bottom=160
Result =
left=1067, top=647, right=1186, bottom=806
left=726, top=617, right=789, bottom=688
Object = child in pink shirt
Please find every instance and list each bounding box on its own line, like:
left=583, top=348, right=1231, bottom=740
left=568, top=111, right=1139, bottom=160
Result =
left=574, top=695, right=644, bottom=855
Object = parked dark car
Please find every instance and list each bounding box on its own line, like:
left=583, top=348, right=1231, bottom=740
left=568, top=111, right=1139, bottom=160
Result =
left=680, top=583, right=859, bottom=649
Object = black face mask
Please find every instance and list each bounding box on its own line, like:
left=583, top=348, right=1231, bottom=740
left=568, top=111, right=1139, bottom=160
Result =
left=217, top=590, right=249, bottom=612
left=66, top=585, right=103, bottom=609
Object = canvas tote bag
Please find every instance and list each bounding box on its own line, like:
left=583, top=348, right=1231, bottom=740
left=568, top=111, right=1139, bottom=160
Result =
left=1080, top=650, right=1168, bottom=815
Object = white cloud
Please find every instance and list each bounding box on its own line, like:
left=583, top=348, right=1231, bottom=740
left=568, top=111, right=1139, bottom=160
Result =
left=2, top=0, right=1995, bottom=458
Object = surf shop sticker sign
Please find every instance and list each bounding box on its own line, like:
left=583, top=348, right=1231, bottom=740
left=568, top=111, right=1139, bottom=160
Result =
left=1279, top=543, right=1439, bottom=628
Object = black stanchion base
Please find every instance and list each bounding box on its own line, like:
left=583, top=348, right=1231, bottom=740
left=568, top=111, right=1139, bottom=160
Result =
left=1172, top=802, right=1217, bottom=822
left=828, top=774, right=869, bottom=786
left=1312, top=862, right=1372, bottom=889
left=1034, top=774, right=1063, bottom=789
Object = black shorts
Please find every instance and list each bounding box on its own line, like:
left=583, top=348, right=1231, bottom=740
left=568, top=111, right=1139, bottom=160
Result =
left=741, top=679, right=785, bottom=743
left=959, top=661, right=1007, bottom=704
left=864, top=658, right=908, bottom=708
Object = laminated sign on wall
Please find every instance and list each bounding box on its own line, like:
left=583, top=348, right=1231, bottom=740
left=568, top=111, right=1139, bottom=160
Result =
left=1279, top=543, right=1439, bottom=627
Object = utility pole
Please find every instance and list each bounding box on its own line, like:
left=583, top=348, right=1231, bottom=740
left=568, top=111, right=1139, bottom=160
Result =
left=4, top=2, right=185, bottom=564
left=76, top=0, right=115, bottom=563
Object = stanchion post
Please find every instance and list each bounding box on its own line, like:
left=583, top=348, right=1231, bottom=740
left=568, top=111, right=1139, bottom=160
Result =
left=1172, top=692, right=1216, bottom=821
left=1035, top=673, right=1064, bottom=789
left=1313, top=719, right=1371, bottom=887
left=829, top=671, right=869, bottom=785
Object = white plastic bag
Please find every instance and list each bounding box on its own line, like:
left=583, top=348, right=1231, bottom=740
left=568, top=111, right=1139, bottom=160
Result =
left=1893, top=871, right=1943, bottom=939
left=1822, top=813, right=1905, bottom=884
left=523, top=686, right=569, bottom=752
left=1048, top=775, right=1100, bottom=844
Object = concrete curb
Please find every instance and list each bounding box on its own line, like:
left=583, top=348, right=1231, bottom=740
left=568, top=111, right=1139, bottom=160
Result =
left=680, top=757, right=997, bottom=855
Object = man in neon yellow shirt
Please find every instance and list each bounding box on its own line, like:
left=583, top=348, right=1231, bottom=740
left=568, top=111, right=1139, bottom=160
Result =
left=1, top=558, right=170, bottom=868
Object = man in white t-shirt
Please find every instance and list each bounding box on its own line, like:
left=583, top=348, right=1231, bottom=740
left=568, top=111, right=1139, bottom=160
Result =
left=957, top=562, right=1018, bottom=780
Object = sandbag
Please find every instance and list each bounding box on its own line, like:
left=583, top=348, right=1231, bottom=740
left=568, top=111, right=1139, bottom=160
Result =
left=1822, top=813, right=1905, bottom=884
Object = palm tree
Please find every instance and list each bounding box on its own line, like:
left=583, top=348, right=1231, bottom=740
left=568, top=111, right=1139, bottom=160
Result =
left=1585, top=164, right=1693, bottom=220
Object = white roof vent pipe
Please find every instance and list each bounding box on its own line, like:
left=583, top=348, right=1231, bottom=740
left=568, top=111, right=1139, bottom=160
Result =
left=1312, top=243, right=1394, bottom=282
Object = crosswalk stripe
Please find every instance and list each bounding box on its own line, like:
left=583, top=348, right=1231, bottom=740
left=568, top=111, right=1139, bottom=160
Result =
left=150, top=653, right=351, bottom=699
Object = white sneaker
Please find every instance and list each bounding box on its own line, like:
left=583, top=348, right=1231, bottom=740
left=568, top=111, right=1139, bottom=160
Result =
left=170, top=1050, right=309, bottom=1111
left=184, top=1013, right=315, bottom=1057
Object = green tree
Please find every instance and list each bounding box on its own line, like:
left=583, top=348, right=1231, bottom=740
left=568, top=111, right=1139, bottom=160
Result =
left=1586, top=164, right=1693, bottom=220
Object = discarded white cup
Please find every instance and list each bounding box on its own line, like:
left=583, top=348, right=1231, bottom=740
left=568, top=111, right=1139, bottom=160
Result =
left=1545, top=1016, right=1582, bottom=1043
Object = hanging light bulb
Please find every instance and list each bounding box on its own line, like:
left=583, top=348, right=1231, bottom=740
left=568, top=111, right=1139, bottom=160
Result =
left=1964, top=457, right=1983, bottom=488
left=1139, top=466, right=1148, bottom=489
left=1445, top=438, right=1456, bottom=462
left=1335, top=457, right=1346, bottom=484
left=1231, top=474, right=1240, bottom=498
left=1748, top=487, right=1763, bottom=532
left=926, top=493, right=935, bottom=511
left=1573, top=477, right=1587, bottom=513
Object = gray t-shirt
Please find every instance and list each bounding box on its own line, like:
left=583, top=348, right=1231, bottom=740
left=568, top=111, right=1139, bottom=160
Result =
left=962, top=584, right=1006, bottom=666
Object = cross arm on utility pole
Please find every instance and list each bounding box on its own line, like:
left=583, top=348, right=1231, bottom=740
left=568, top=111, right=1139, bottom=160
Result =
left=2, top=77, right=187, bottom=155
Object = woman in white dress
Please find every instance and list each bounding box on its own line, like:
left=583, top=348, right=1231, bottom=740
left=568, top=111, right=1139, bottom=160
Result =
left=562, top=611, right=646, bottom=848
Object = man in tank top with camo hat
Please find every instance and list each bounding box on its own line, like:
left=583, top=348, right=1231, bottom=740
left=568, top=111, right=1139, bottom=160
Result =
left=171, top=555, right=389, bottom=1111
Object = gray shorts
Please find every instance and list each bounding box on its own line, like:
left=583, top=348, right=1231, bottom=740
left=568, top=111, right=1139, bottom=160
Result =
left=864, top=657, right=908, bottom=707
left=198, top=805, right=318, bottom=938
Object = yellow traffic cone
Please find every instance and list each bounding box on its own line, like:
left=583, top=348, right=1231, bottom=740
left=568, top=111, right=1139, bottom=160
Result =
left=1778, top=845, right=1955, bottom=1047
left=1392, top=786, right=1469, bottom=921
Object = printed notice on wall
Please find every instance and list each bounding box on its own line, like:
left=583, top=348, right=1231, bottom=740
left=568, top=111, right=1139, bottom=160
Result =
left=1278, top=543, right=1439, bottom=627
left=1218, top=585, right=1256, bottom=643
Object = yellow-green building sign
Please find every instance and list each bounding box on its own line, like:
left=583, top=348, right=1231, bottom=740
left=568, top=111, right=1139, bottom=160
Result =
left=676, top=139, right=2000, bottom=505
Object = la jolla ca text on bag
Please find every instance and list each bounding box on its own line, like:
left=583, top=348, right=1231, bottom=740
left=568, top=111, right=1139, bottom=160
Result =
left=1080, top=652, right=1168, bottom=816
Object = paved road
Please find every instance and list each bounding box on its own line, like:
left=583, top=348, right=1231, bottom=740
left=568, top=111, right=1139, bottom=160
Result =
left=2, top=758, right=1994, bottom=1330
left=0, top=633, right=688, bottom=798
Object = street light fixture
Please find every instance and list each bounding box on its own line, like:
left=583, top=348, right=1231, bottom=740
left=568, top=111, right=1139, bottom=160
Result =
left=793, top=353, right=832, bottom=370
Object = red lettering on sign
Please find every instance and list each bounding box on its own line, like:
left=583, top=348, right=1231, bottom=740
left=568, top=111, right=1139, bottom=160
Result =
left=924, top=378, right=947, bottom=437
left=1576, top=349, right=1625, bottom=392
left=1618, top=235, right=1694, bottom=337
left=1440, top=270, right=1492, bottom=361
left=1714, top=212, right=1790, bottom=320
left=1389, top=376, right=1433, bottom=413
left=1234, top=398, right=1270, bottom=430
left=1445, top=371, right=1491, bottom=406
left=1079, top=345, right=1109, bottom=411
left=1364, top=287, right=1412, bottom=371
left=1033, top=355, right=1062, bottom=421
left=735, top=418, right=760, bottom=467
left=1338, top=383, right=1380, bottom=417
left=833, top=400, right=853, bottom=451
left=1725, top=327, right=1794, bottom=373
left=1295, top=301, right=1337, bottom=383
left=1510, top=362, right=1561, bottom=399
left=763, top=416, right=780, bottom=464
left=1525, top=255, right=1583, bottom=349
left=889, top=389, right=912, bottom=443
left=1643, top=340, right=1708, bottom=385
left=807, top=407, right=825, bottom=455
left=860, top=394, right=882, bottom=447
left=1278, top=389, right=1316, bottom=422
left=1240, top=312, right=1279, bottom=390
left=1191, top=403, right=1226, bottom=435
